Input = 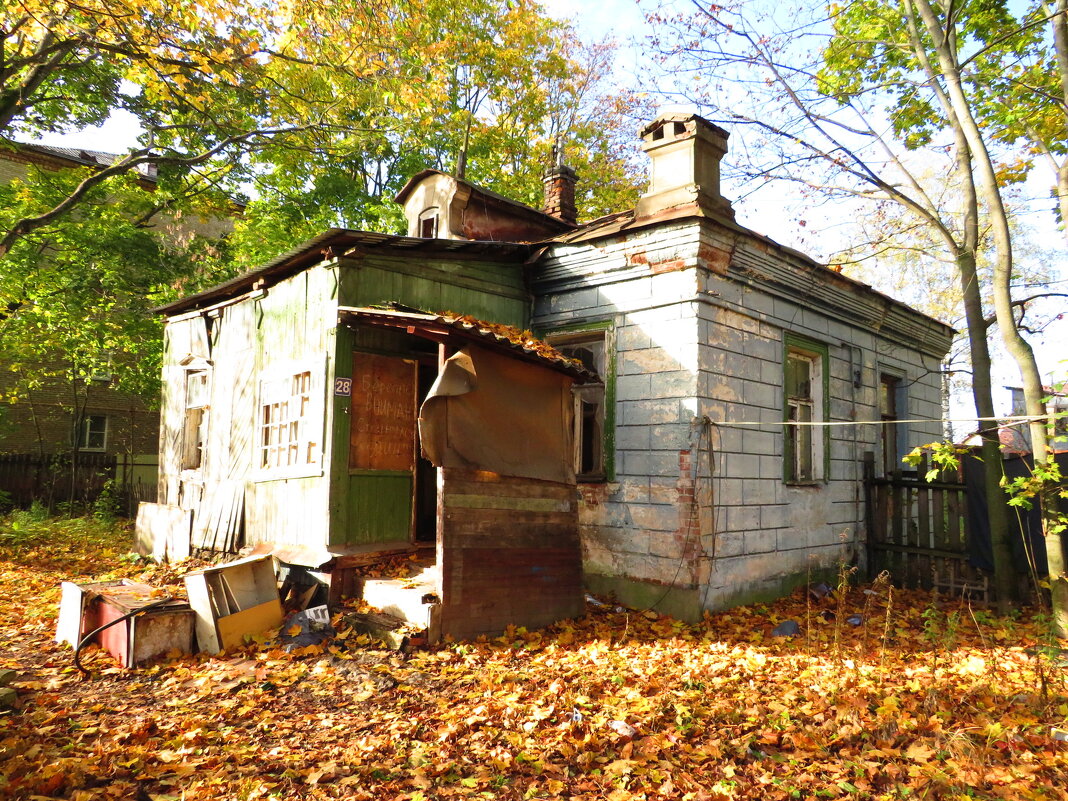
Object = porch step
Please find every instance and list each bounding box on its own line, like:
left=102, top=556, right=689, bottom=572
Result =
left=355, top=561, right=439, bottom=630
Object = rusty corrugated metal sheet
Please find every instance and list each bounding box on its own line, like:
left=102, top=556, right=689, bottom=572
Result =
left=337, top=306, right=596, bottom=382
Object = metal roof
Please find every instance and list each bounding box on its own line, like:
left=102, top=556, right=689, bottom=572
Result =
left=337, top=306, right=597, bottom=383
left=6, top=141, right=159, bottom=179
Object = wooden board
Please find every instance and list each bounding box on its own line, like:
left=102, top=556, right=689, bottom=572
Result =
left=55, top=582, right=88, bottom=647
left=215, top=600, right=284, bottom=651
left=184, top=555, right=282, bottom=653
left=134, top=503, right=192, bottom=562
left=349, top=352, right=416, bottom=471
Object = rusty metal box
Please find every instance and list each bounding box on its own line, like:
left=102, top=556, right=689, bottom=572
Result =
left=56, top=580, right=195, bottom=668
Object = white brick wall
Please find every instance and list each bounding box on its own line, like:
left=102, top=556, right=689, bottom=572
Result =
left=532, top=215, right=952, bottom=616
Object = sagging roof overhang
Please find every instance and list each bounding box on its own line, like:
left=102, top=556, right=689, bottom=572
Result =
left=154, top=229, right=534, bottom=316
left=337, top=306, right=596, bottom=383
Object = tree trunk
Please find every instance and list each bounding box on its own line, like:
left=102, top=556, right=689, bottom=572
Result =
left=956, top=248, right=1017, bottom=614
left=915, top=0, right=1066, bottom=634
left=897, top=0, right=1020, bottom=610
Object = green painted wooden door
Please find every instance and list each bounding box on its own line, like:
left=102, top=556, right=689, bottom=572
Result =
left=339, top=352, right=416, bottom=545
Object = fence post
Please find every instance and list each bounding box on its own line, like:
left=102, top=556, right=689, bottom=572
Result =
left=863, top=451, right=877, bottom=579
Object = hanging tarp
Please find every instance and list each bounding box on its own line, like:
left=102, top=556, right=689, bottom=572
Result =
left=419, top=345, right=574, bottom=485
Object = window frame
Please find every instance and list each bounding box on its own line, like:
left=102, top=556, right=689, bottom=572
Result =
left=417, top=208, right=439, bottom=239
left=181, top=368, right=211, bottom=471
left=782, top=334, right=829, bottom=485
left=879, top=371, right=907, bottom=475
left=543, top=321, right=615, bottom=483
left=76, top=414, right=108, bottom=452
left=254, top=364, right=324, bottom=481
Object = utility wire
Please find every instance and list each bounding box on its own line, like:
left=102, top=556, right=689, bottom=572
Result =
left=715, top=414, right=1057, bottom=428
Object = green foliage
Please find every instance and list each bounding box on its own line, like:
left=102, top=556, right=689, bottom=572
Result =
left=1, top=0, right=645, bottom=404
left=92, top=478, right=122, bottom=524
left=228, top=6, right=645, bottom=267
left=0, top=506, right=125, bottom=548
left=0, top=158, right=229, bottom=399
left=904, top=441, right=968, bottom=482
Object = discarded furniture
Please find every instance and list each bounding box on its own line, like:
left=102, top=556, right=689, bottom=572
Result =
left=184, top=554, right=283, bottom=653
left=55, top=580, right=195, bottom=668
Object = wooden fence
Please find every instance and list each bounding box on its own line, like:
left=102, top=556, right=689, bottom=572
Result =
left=863, top=452, right=989, bottom=601
left=0, top=452, right=117, bottom=510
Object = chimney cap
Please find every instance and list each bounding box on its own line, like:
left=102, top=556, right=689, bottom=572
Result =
left=639, top=113, right=730, bottom=146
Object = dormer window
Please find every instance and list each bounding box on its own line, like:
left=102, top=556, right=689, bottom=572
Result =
left=418, top=208, right=439, bottom=238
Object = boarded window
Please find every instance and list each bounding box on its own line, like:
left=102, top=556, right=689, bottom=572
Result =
left=259, top=371, right=318, bottom=470
left=349, top=353, right=416, bottom=472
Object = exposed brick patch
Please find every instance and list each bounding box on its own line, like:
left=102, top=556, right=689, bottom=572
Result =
left=697, top=243, right=731, bottom=275
left=651, top=258, right=688, bottom=274
left=579, top=483, right=610, bottom=508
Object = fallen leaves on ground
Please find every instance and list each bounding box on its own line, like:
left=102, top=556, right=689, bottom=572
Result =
left=0, top=518, right=1066, bottom=800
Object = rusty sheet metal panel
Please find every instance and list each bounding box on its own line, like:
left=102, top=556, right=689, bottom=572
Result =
left=349, top=352, right=416, bottom=471
left=420, top=346, right=574, bottom=484
left=437, top=468, right=583, bottom=641
left=70, top=581, right=195, bottom=668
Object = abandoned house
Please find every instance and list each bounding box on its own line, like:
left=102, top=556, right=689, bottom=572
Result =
left=139, top=113, right=954, bottom=640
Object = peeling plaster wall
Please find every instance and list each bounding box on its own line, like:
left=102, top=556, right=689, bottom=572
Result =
left=531, top=217, right=951, bottom=620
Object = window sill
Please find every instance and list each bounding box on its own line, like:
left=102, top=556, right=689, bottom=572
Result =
left=784, top=480, right=825, bottom=488
left=253, top=466, right=324, bottom=483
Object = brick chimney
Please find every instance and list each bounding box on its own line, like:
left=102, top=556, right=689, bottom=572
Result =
left=636, top=113, right=733, bottom=220
left=542, top=141, right=578, bottom=225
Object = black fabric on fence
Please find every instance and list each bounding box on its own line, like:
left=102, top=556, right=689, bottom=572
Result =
left=962, top=452, right=997, bottom=572
left=963, top=450, right=1068, bottom=577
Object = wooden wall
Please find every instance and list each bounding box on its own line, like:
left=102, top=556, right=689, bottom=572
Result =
left=328, top=253, right=529, bottom=547
left=336, top=253, right=528, bottom=327
left=159, top=263, right=337, bottom=552
left=159, top=248, right=534, bottom=557
left=437, top=467, right=584, bottom=640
